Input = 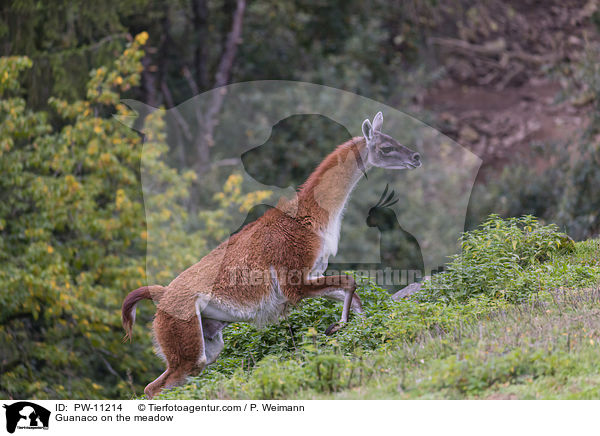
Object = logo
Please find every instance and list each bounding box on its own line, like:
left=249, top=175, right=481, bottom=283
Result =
left=3, top=402, right=50, bottom=434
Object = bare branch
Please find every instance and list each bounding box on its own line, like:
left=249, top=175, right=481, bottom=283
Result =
left=213, top=0, right=246, bottom=89
left=212, top=158, right=241, bottom=167
left=429, top=37, right=559, bottom=65
left=191, top=0, right=209, bottom=90
left=182, top=65, right=205, bottom=128
left=195, top=0, right=246, bottom=171
left=161, top=79, right=193, bottom=142
left=87, top=33, right=130, bottom=52
left=182, top=66, right=200, bottom=95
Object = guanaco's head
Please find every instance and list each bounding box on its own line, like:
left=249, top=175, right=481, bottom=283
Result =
left=362, top=112, right=421, bottom=170
left=366, top=184, right=399, bottom=231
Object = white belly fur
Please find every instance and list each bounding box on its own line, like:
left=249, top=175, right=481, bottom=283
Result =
left=198, top=267, right=288, bottom=327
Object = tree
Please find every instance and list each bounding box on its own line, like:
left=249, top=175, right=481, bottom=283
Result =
left=0, top=33, right=163, bottom=399
left=0, top=32, right=276, bottom=398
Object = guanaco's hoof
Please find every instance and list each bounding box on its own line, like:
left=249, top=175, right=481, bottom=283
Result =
left=325, top=322, right=343, bottom=336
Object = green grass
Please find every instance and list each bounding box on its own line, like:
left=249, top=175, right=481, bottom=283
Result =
left=316, top=287, right=600, bottom=399
left=153, top=229, right=600, bottom=400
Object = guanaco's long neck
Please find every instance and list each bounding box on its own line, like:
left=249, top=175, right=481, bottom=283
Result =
left=296, top=137, right=369, bottom=231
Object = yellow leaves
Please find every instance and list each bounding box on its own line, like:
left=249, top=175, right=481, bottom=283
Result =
left=239, top=190, right=272, bottom=213
left=46, top=245, right=54, bottom=254
left=25, top=227, right=45, bottom=239
left=65, top=174, right=81, bottom=194
left=214, top=173, right=272, bottom=213
left=159, top=208, right=172, bottom=221
left=115, top=189, right=126, bottom=210
left=93, top=124, right=103, bottom=134
left=99, top=153, right=111, bottom=166
left=135, top=31, right=149, bottom=46
left=141, top=230, right=147, bottom=240
left=114, top=76, right=123, bottom=85
left=223, top=173, right=243, bottom=195
left=88, top=140, right=98, bottom=155
left=183, top=169, right=197, bottom=182
left=32, top=303, right=41, bottom=320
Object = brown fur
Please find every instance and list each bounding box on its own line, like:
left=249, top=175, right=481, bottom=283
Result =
left=296, top=137, right=367, bottom=231
left=122, top=137, right=369, bottom=398
left=143, top=309, right=205, bottom=397
left=121, top=285, right=165, bottom=341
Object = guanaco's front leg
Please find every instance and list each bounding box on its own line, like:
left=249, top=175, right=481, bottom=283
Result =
left=299, top=275, right=364, bottom=335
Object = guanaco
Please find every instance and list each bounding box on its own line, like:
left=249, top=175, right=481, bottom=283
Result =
left=121, top=112, right=422, bottom=398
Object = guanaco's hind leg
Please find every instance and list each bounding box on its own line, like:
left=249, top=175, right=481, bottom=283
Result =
left=144, top=308, right=207, bottom=399
left=299, top=275, right=364, bottom=335
left=201, top=318, right=228, bottom=365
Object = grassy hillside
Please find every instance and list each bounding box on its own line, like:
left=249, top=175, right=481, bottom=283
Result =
left=153, top=217, right=600, bottom=400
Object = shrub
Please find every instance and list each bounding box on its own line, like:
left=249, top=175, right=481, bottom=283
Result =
left=421, top=215, right=577, bottom=303
left=156, top=217, right=600, bottom=400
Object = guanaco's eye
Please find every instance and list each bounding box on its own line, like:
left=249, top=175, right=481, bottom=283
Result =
left=381, top=145, right=394, bottom=154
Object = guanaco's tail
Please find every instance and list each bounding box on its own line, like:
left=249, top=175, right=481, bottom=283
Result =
left=121, top=285, right=165, bottom=342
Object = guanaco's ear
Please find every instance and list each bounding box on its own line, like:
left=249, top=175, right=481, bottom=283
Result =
left=372, top=111, right=383, bottom=132
left=362, top=118, right=373, bottom=142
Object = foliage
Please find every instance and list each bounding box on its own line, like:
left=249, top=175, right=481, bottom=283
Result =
left=158, top=243, right=600, bottom=399
left=155, top=290, right=500, bottom=400
left=420, top=215, right=588, bottom=303
left=336, top=285, right=600, bottom=400
left=0, top=34, right=155, bottom=399
left=156, top=234, right=600, bottom=400
left=0, top=0, right=147, bottom=106
left=197, top=173, right=272, bottom=248
left=0, top=35, right=275, bottom=399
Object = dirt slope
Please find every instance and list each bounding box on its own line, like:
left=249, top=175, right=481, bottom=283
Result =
left=420, top=0, right=599, bottom=172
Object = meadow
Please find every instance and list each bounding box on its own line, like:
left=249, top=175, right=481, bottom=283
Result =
left=155, top=216, right=600, bottom=399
